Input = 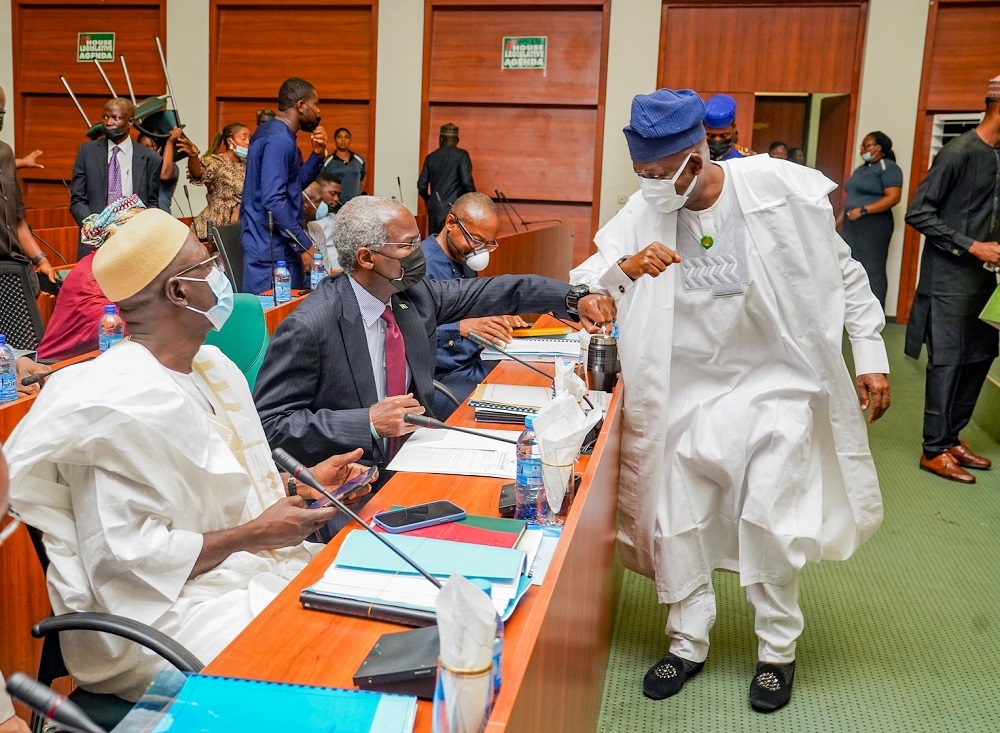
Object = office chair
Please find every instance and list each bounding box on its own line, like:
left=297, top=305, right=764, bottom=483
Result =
left=0, top=261, right=45, bottom=350
left=209, top=222, right=244, bottom=293
left=432, top=380, right=461, bottom=410
left=203, top=293, right=271, bottom=390
left=24, top=524, right=204, bottom=732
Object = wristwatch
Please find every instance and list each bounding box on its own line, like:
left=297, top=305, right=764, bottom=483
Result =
left=860, top=207, right=869, bottom=217
left=565, top=284, right=590, bottom=315
left=30, top=253, right=47, bottom=265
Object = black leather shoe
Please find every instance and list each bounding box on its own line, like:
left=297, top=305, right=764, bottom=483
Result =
left=749, top=661, right=795, bottom=712
left=642, top=654, right=704, bottom=700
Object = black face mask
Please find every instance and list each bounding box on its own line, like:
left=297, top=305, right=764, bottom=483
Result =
left=708, top=139, right=733, bottom=160
left=376, top=247, right=427, bottom=292
left=104, top=125, right=128, bottom=142
left=300, top=115, right=322, bottom=133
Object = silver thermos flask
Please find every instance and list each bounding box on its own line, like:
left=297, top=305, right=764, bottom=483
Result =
left=586, top=333, right=620, bottom=392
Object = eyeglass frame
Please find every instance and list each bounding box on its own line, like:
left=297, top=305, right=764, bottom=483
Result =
left=167, top=254, right=224, bottom=286
left=451, top=216, right=499, bottom=252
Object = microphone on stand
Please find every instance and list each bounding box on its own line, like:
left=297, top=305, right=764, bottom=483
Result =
left=21, top=354, right=98, bottom=387
left=182, top=184, right=195, bottom=218
left=267, top=210, right=276, bottom=306
left=282, top=228, right=311, bottom=255
left=397, top=176, right=404, bottom=205
left=271, top=449, right=443, bottom=590
left=403, top=413, right=518, bottom=444
left=5, top=673, right=106, bottom=733
left=60, top=178, right=71, bottom=195
left=494, top=188, right=519, bottom=233
left=27, top=225, right=69, bottom=265
left=497, top=190, right=562, bottom=229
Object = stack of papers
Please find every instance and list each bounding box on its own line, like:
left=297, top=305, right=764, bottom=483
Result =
left=468, top=383, right=553, bottom=423
left=386, top=427, right=520, bottom=479
left=303, top=530, right=535, bottom=621
left=480, top=334, right=581, bottom=363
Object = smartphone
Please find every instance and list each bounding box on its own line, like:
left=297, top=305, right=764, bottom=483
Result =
left=310, top=465, right=379, bottom=509
left=372, top=500, right=466, bottom=533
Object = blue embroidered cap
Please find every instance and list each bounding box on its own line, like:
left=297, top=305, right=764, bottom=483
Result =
left=623, top=88, right=706, bottom=163
left=704, top=94, right=737, bottom=129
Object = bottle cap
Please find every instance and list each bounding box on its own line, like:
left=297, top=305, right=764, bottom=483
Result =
left=276, top=260, right=286, bottom=267
left=0, top=335, right=5, bottom=346
left=103, top=304, right=117, bottom=314
left=524, top=414, right=535, bottom=429
left=314, top=253, right=323, bottom=259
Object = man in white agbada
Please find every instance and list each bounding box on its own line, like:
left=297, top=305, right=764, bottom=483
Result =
left=570, top=89, right=891, bottom=712
left=5, top=208, right=371, bottom=702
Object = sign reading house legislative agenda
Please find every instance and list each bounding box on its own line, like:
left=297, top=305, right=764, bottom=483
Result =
left=78, top=33, right=115, bottom=62
left=502, top=37, right=547, bottom=70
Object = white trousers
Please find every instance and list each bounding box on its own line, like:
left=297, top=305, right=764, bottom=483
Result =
left=665, top=577, right=802, bottom=664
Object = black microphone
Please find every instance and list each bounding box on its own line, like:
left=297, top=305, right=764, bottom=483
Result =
left=494, top=188, right=519, bottom=233
left=21, top=354, right=98, bottom=387
left=60, top=178, right=71, bottom=195
left=271, top=448, right=443, bottom=590
left=282, top=228, right=311, bottom=255
left=27, top=225, right=69, bottom=265
left=403, top=413, right=518, bottom=444
left=182, top=184, right=195, bottom=218
left=5, top=673, right=106, bottom=733
left=267, top=211, right=276, bottom=305
left=498, top=190, right=562, bottom=229
left=467, top=331, right=595, bottom=411
left=397, top=175, right=404, bottom=204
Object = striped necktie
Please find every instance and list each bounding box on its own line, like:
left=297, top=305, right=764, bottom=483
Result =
left=107, top=146, right=122, bottom=205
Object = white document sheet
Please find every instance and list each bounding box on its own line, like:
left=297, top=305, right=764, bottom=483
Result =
left=386, top=427, right=521, bottom=479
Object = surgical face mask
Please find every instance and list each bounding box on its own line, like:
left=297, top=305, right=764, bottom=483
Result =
left=179, top=267, right=235, bottom=330
left=464, top=248, right=490, bottom=272
left=861, top=151, right=873, bottom=163
left=315, top=202, right=330, bottom=220
left=376, top=246, right=427, bottom=292
left=638, top=154, right=697, bottom=214
left=708, top=138, right=733, bottom=160
left=104, top=124, right=128, bottom=142
left=233, top=144, right=248, bottom=159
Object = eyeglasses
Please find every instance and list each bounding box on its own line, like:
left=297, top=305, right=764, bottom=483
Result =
left=376, top=240, right=421, bottom=253
left=171, top=254, right=223, bottom=280
left=452, top=217, right=499, bottom=252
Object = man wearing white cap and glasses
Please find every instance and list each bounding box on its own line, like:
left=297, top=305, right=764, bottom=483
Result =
left=571, top=88, right=890, bottom=711
left=4, top=208, right=371, bottom=702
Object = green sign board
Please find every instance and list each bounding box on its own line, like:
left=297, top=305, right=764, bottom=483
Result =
left=502, top=36, right=547, bottom=70
left=78, top=32, right=115, bottom=62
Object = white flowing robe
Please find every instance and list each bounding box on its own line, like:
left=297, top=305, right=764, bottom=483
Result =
left=570, top=157, right=888, bottom=604
left=6, top=342, right=320, bottom=700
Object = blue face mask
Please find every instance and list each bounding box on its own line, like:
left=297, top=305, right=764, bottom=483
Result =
left=315, top=202, right=330, bottom=220
left=233, top=145, right=248, bottom=160
left=861, top=152, right=873, bottom=163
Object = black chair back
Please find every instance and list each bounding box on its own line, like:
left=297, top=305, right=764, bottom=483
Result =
left=0, top=261, right=45, bottom=349
left=210, top=223, right=244, bottom=293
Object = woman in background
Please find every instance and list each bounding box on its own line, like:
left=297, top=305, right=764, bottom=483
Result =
left=839, top=131, right=903, bottom=309
left=176, top=122, right=249, bottom=240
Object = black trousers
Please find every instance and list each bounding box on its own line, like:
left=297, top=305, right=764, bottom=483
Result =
left=843, top=211, right=894, bottom=309
left=923, top=358, right=994, bottom=457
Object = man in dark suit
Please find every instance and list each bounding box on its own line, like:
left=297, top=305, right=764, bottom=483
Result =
left=417, top=123, right=476, bottom=234
left=254, top=196, right=615, bottom=468
left=70, top=98, right=162, bottom=258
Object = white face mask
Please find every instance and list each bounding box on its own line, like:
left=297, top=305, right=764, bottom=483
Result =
left=180, top=267, right=235, bottom=331
left=861, top=151, right=873, bottom=163
left=464, top=249, right=491, bottom=272
left=638, top=153, right=698, bottom=213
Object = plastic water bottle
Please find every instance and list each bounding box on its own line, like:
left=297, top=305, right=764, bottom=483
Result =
left=0, top=335, right=16, bottom=403
left=492, top=614, right=504, bottom=697
left=98, top=304, right=125, bottom=352
left=310, top=252, right=325, bottom=290
left=514, top=415, right=551, bottom=524
left=274, top=260, right=291, bottom=304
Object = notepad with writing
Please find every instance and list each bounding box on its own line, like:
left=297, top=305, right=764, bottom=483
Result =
left=151, top=674, right=417, bottom=732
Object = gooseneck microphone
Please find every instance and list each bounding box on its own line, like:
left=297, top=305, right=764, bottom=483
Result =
left=494, top=188, right=519, bottom=233
left=497, top=189, right=562, bottom=229
left=403, top=413, right=519, bottom=444
left=467, top=331, right=595, bottom=411
left=271, top=448, right=443, bottom=589
left=282, top=228, right=312, bottom=255
left=182, top=184, right=195, bottom=218
left=267, top=210, right=276, bottom=306
left=5, top=673, right=106, bottom=733
left=20, top=354, right=98, bottom=387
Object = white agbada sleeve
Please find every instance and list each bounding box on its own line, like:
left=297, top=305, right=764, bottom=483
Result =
left=0, top=674, right=15, bottom=725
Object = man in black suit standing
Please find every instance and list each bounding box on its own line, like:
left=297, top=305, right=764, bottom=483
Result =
left=417, top=123, right=476, bottom=234
left=70, top=98, right=162, bottom=258
left=254, top=196, right=615, bottom=468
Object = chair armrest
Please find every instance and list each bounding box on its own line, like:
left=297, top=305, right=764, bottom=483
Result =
left=433, top=379, right=461, bottom=409
left=32, top=613, right=204, bottom=673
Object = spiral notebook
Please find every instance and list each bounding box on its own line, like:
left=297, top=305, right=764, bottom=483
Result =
left=468, top=383, right=552, bottom=423
left=151, top=673, right=417, bottom=732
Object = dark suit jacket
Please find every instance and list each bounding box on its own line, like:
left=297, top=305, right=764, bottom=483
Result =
left=417, top=145, right=475, bottom=233
left=254, top=271, right=576, bottom=466
left=70, top=138, right=163, bottom=226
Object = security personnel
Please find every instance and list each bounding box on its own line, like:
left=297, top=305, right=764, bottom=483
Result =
left=704, top=94, right=755, bottom=161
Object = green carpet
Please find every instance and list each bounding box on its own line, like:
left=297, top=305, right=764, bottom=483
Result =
left=597, top=324, right=1000, bottom=732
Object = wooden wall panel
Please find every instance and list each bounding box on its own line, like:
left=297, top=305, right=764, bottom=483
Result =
left=12, top=1, right=168, bottom=211
left=427, top=7, right=603, bottom=105
left=494, top=202, right=593, bottom=266
left=660, top=3, right=861, bottom=94
left=422, top=1, right=610, bottom=263
left=897, top=0, right=1000, bottom=321
left=209, top=1, right=377, bottom=183
left=427, top=106, right=596, bottom=203
left=924, top=4, right=1000, bottom=112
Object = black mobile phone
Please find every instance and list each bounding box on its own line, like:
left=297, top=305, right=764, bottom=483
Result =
left=310, top=465, right=378, bottom=509
left=373, top=500, right=466, bottom=533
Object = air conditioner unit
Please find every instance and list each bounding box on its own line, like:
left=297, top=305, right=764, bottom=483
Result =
left=928, top=112, right=983, bottom=165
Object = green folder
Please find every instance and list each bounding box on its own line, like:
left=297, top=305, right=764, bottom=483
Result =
left=979, top=284, right=1000, bottom=330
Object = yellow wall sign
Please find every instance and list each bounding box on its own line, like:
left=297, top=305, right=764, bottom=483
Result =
left=501, top=37, right=547, bottom=70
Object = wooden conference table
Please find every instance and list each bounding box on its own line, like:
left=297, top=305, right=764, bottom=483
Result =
left=207, top=331, right=624, bottom=732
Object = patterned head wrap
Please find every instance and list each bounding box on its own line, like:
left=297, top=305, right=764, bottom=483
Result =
left=80, top=195, right=147, bottom=249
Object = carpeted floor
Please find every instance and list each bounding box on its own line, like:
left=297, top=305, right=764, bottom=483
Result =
left=597, top=324, right=1000, bottom=732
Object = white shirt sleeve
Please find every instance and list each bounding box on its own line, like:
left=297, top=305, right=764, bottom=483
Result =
left=570, top=199, right=643, bottom=300
left=835, top=227, right=890, bottom=376
left=0, top=672, right=16, bottom=724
